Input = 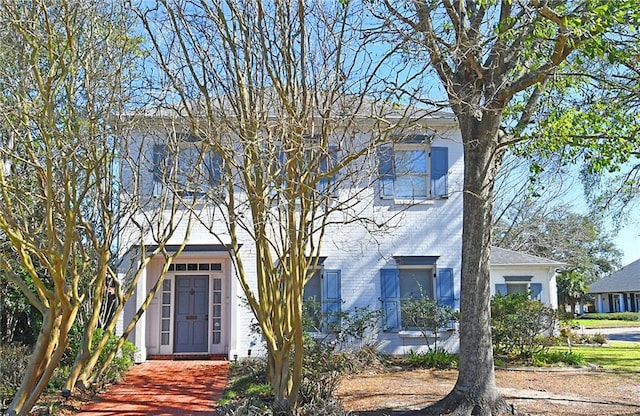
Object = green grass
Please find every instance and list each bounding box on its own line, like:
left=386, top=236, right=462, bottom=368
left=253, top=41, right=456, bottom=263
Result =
left=572, top=319, right=640, bottom=328
left=550, top=342, right=640, bottom=372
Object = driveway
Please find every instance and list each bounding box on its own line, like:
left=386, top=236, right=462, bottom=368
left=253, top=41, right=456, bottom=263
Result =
left=581, top=326, right=640, bottom=343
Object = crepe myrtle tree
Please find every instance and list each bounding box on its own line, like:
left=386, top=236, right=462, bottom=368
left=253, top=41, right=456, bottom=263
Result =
left=137, top=0, right=433, bottom=409
left=378, top=1, right=639, bottom=414
left=0, top=3, right=197, bottom=413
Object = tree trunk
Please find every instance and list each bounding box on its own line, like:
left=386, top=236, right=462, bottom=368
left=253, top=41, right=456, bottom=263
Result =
left=268, top=347, right=292, bottom=412
left=427, top=114, right=514, bottom=415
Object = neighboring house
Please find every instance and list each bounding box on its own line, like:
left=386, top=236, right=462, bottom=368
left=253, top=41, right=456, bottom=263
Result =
left=490, top=247, right=561, bottom=310
left=118, top=110, right=561, bottom=362
left=588, top=259, right=640, bottom=313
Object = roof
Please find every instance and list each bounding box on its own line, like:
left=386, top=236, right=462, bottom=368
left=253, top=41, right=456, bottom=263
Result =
left=588, top=258, right=640, bottom=294
left=132, top=91, right=457, bottom=126
left=490, top=246, right=565, bottom=267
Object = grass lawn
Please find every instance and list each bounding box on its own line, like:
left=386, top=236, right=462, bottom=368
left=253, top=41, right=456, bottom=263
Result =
left=551, top=341, right=640, bottom=372
left=572, top=319, right=640, bottom=328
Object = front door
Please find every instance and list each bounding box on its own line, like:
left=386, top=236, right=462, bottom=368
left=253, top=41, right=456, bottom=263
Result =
left=174, top=276, right=209, bottom=353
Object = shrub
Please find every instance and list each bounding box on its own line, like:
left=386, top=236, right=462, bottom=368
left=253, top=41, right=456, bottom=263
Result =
left=580, top=312, right=640, bottom=321
left=532, top=351, right=586, bottom=366
left=405, top=349, right=458, bottom=369
left=299, top=333, right=348, bottom=405
left=400, top=297, right=458, bottom=351
left=557, top=326, right=608, bottom=345
left=491, top=293, right=558, bottom=359
left=91, top=328, right=136, bottom=386
left=0, top=344, right=31, bottom=406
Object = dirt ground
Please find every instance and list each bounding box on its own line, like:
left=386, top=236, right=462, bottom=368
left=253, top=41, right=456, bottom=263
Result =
left=337, top=367, right=640, bottom=415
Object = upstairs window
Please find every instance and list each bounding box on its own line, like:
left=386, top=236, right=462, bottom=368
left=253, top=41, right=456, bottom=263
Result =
left=152, top=134, right=224, bottom=197
left=272, top=142, right=339, bottom=198
left=378, top=136, right=448, bottom=200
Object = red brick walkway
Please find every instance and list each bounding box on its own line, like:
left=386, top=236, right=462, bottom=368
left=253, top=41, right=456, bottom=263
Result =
left=76, top=360, right=228, bottom=415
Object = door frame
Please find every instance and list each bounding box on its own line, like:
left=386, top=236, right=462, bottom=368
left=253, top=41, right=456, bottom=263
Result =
left=156, top=259, right=228, bottom=356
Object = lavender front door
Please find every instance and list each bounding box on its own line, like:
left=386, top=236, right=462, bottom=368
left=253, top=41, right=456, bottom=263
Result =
left=174, top=276, right=209, bottom=353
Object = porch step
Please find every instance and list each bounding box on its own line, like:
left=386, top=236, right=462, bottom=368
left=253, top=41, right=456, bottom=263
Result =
left=147, top=354, right=227, bottom=361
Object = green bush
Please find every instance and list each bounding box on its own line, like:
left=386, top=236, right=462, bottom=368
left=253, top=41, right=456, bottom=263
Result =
left=405, top=349, right=458, bottom=369
left=580, top=312, right=640, bottom=321
left=491, top=293, right=558, bottom=359
left=92, top=328, right=136, bottom=385
left=558, top=327, right=608, bottom=346
left=299, top=333, right=348, bottom=405
left=0, top=344, right=31, bottom=406
left=532, top=350, right=586, bottom=366
left=400, top=297, right=458, bottom=352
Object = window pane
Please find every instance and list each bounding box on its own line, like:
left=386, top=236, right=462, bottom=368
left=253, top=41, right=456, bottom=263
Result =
left=161, top=333, right=169, bottom=345
left=396, top=149, right=427, bottom=174
left=507, top=283, right=528, bottom=295
left=161, top=320, right=170, bottom=331
left=395, top=149, right=427, bottom=198
left=304, top=270, right=322, bottom=301
left=399, top=269, right=432, bottom=299
left=395, top=175, right=428, bottom=198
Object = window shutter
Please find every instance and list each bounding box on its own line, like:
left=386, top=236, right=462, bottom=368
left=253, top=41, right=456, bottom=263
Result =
left=530, top=283, right=543, bottom=302
left=430, top=146, right=448, bottom=198
left=437, top=268, right=455, bottom=309
left=318, top=145, right=339, bottom=195
left=380, top=269, right=400, bottom=331
left=152, top=144, right=167, bottom=183
left=495, top=284, right=507, bottom=295
left=322, top=269, right=341, bottom=326
left=206, top=152, right=224, bottom=185
left=378, top=145, right=395, bottom=198
left=631, top=293, right=637, bottom=312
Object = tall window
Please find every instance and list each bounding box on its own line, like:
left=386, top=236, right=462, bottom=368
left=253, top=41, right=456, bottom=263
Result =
left=152, top=134, right=223, bottom=196
left=381, top=262, right=455, bottom=332
left=398, top=267, right=434, bottom=328
left=378, top=137, right=448, bottom=200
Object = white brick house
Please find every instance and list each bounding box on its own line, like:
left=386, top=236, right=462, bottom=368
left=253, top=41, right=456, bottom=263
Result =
left=119, top=110, right=559, bottom=362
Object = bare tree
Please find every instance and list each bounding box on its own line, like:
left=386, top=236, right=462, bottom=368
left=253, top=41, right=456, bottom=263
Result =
left=0, top=2, right=195, bottom=413
left=137, top=0, right=431, bottom=409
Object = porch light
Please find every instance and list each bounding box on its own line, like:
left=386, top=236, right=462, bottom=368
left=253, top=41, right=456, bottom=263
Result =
left=233, top=354, right=238, bottom=362
left=247, top=349, right=252, bottom=357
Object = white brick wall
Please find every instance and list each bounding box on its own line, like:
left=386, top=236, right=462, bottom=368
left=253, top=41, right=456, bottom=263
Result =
left=121, top=123, right=467, bottom=358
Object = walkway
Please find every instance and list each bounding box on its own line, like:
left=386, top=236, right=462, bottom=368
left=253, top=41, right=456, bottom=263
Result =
left=76, top=360, right=229, bottom=415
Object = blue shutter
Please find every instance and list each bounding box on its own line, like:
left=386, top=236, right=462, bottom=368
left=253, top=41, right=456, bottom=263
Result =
left=206, top=152, right=224, bottom=185
left=431, top=146, right=448, bottom=198
left=437, top=268, right=455, bottom=309
left=495, top=284, right=507, bottom=295
left=323, top=269, right=341, bottom=326
left=380, top=269, right=400, bottom=331
left=530, top=283, right=543, bottom=302
left=152, top=144, right=166, bottom=184
left=378, top=145, right=395, bottom=198
left=318, top=146, right=338, bottom=195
